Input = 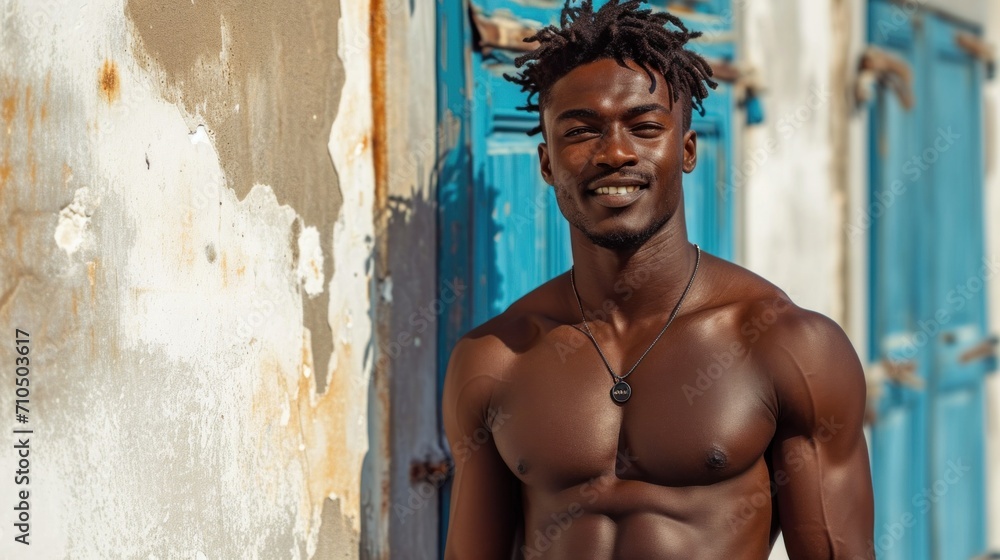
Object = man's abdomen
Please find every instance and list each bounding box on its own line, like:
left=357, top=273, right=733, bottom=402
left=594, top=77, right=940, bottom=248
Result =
left=517, top=458, right=775, bottom=560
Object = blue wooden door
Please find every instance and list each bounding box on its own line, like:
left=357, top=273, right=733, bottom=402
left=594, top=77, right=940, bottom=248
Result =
left=437, top=0, right=736, bottom=554
left=867, top=2, right=991, bottom=558
left=924, top=13, right=990, bottom=558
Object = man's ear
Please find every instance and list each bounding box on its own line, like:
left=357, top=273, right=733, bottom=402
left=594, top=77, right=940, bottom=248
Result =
left=538, top=142, right=554, bottom=186
left=682, top=129, right=698, bottom=174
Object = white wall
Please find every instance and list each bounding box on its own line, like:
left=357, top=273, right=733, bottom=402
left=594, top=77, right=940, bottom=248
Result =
left=742, top=0, right=844, bottom=319
left=984, top=0, right=1000, bottom=550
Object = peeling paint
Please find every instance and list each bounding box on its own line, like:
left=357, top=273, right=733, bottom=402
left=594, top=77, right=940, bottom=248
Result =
left=188, top=124, right=212, bottom=146
left=54, top=187, right=95, bottom=255
left=380, top=274, right=393, bottom=304
left=125, top=0, right=348, bottom=390
left=297, top=225, right=325, bottom=297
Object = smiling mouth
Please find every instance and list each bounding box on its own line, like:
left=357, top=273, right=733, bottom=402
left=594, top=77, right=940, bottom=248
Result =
left=591, top=185, right=645, bottom=195
left=586, top=184, right=649, bottom=209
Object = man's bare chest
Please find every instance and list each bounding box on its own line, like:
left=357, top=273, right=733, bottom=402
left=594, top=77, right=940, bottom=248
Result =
left=489, top=326, right=778, bottom=490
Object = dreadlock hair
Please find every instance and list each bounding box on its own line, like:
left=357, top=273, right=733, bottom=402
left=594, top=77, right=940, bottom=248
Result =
left=502, top=0, right=718, bottom=137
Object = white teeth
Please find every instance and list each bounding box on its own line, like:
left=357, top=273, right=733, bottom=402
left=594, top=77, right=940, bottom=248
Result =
left=595, top=185, right=641, bottom=195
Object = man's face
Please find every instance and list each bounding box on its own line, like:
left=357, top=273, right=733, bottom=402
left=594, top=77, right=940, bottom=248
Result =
left=538, top=57, right=697, bottom=251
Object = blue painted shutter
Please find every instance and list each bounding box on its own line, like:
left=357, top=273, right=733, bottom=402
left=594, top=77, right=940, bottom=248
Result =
left=924, top=13, right=988, bottom=559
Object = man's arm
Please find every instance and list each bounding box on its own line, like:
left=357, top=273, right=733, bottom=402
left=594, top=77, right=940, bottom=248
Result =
left=764, top=308, right=875, bottom=559
left=442, top=336, right=520, bottom=560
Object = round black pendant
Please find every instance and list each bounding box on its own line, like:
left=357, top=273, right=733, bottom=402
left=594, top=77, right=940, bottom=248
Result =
left=610, top=380, right=632, bottom=404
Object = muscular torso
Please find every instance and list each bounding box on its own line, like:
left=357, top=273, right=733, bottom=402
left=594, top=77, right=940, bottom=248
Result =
left=445, top=253, right=873, bottom=559
left=484, top=260, right=787, bottom=559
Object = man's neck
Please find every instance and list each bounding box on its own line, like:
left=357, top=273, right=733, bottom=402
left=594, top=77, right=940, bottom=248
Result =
left=568, top=219, right=700, bottom=335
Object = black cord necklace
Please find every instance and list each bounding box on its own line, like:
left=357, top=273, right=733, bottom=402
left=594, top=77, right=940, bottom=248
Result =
left=569, top=244, right=701, bottom=404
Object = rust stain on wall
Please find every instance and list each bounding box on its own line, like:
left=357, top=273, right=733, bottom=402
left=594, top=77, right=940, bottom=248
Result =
left=39, top=74, right=50, bottom=122
left=371, top=0, right=388, bottom=230
left=367, top=0, right=395, bottom=552
left=0, top=153, right=11, bottom=201
left=15, top=220, right=24, bottom=262
left=87, top=260, right=97, bottom=303
left=1, top=91, right=15, bottom=134
left=24, top=86, right=34, bottom=141
left=99, top=60, right=120, bottom=104
left=249, top=327, right=364, bottom=543
left=125, top=0, right=347, bottom=392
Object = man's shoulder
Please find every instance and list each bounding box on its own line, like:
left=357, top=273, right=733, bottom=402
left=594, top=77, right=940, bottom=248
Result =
left=701, top=255, right=864, bottom=393
left=445, top=274, right=567, bottom=386
left=695, top=253, right=794, bottom=322
left=456, top=273, right=567, bottom=352
left=714, top=264, right=866, bottom=427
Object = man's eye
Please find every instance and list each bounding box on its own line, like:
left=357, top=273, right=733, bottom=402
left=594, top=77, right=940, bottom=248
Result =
left=565, top=128, right=594, bottom=137
left=633, top=124, right=663, bottom=133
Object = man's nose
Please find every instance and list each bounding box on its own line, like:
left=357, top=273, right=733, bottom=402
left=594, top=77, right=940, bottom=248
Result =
left=591, top=126, right=639, bottom=169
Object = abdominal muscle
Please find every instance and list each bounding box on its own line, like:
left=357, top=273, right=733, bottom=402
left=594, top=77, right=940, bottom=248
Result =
left=515, top=457, right=775, bottom=560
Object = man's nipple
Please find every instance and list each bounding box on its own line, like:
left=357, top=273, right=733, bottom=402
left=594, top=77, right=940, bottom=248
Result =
left=706, top=447, right=729, bottom=470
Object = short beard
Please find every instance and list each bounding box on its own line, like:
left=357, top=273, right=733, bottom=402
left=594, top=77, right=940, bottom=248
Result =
left=553, top=182, right=672, bottom=251
left=581, top=211, right=670, bottom=251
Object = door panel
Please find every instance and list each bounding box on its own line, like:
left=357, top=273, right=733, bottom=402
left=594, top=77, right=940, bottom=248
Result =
left=872, top=406, right=922, bottom=560
left=686, top=71, right=734, bottom=260
left=868, top=4, right=931, bottom=558
left=925, top=13, right=988, bottom=559
left=478, top=133, right=571, bottom=321
left=471, top=37, right=573, bottom=315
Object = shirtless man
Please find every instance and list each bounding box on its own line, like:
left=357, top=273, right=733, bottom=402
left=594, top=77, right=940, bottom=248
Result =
left=442, top=1, right=875, bottom=558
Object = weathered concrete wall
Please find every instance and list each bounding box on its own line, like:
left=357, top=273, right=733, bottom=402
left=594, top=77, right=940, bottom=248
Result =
left=0, top=0, right=380, bottom=557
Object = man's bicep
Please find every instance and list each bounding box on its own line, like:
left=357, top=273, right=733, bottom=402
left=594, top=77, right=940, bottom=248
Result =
left=767, top=311, right=875, bottom=559
left=772, top=427, right=874, bottom=559
left=442, top=339, right=520, bottom=560
left=445, top=426, right=521, bottom=559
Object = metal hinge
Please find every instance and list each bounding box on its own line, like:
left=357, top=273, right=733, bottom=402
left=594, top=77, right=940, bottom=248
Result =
left=856, top=46, right=915, bottom=110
